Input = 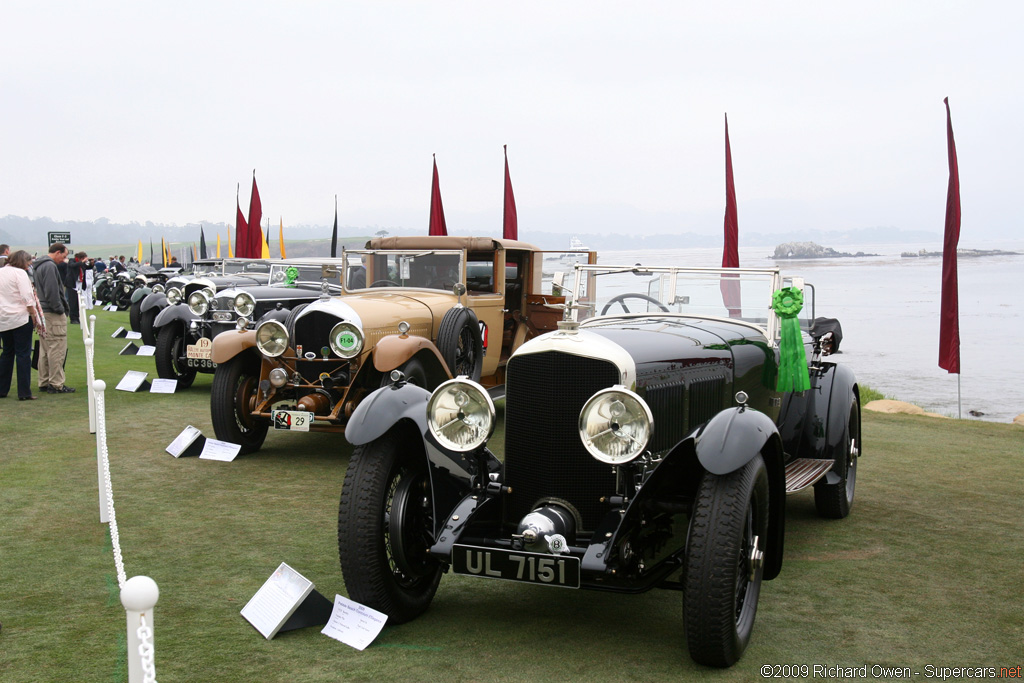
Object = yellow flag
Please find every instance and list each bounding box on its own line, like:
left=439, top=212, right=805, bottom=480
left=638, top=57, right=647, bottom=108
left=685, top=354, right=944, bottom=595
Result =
left=217, top=234, right=222, bottom=258
left=227, top=231, right=233, bottom=258
left=279, top=218, right=287, bottom=258
left=137, top=240, right=143, bottom=263
left=161, top=238, right=168, bottom=266
left=261, top=222, right=270, bottom=258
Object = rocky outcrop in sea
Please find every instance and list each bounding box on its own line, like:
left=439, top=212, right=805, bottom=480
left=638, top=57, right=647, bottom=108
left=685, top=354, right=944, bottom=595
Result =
left=772, top=242, right=878, bottom=259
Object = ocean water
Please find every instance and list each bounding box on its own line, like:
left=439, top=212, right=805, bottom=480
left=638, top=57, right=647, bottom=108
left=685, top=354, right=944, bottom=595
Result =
left=599, top=242, right=1024, bottom=424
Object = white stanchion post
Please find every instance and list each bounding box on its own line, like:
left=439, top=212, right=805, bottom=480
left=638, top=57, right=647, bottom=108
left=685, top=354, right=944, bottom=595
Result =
left=85, top=337, right=96, bottom=434
left=94, top=379, right=110, bottom=523
left=88, top=314, right=97, bottom=434
left=121, top=575, right=159, bottom=683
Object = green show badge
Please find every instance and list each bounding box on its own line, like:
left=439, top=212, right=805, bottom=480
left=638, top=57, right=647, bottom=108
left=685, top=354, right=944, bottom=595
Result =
left=772, top=286, right=811, bottom=393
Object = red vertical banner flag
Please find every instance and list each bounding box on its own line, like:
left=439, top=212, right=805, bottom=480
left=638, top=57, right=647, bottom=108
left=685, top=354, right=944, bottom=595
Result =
left=720, top=113, right=741, bottom=317
left=503, top=145, right=518, bottom=240
left=247, top=172, right=263, bottom=258
left=428, top=155, right=448, bottom=236
left=938, top=97, right=961, bottom=374
left=235, top=183, right=249, bottom=258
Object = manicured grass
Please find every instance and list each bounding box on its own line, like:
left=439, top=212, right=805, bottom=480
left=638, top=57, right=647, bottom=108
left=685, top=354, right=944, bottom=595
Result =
left=2, top=307, right=1022, bottom=682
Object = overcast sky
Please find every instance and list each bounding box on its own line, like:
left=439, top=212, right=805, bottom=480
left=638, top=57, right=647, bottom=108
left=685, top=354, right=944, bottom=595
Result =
left=2, top=1, right=1020, bottom=240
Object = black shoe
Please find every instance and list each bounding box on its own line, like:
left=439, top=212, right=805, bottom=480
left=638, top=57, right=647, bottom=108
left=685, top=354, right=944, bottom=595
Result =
left=52, top=386, right=76, bottom=393
left=39, top=385, right=52, bottom=393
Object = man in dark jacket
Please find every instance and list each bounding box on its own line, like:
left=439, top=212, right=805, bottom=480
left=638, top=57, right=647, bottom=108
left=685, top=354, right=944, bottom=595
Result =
left=32, top=243, right=75, bottom=393
left=63, top=251, right=90, bottom=325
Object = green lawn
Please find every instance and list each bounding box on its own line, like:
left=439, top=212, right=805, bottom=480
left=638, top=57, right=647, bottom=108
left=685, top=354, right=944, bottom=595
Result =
left=1, top=308, right=1021, bottom=682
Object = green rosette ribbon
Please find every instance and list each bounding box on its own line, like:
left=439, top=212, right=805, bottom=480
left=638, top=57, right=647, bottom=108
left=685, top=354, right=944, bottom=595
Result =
left=284, top=266, right=299, bottom=287
left=772, top=286, right=811, bottom=393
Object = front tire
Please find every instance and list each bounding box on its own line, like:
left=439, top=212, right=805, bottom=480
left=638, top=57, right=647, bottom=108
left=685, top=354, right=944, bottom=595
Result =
left=684, top=454, right=769, bottom=667
left=210, top=353, right=269, bottom=454
left=140, top=307, right=159, bottom=347
left=129, top=299, right=143, bottom=332
left=814, top=401, right=859, bottom=519
left=155, top=324, right=197, bottom=389
left=338, top=426, right=441, bottom=624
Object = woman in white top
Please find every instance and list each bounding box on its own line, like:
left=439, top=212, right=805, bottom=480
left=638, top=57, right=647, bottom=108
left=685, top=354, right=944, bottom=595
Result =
left=0, top=250, right=43, bottom=400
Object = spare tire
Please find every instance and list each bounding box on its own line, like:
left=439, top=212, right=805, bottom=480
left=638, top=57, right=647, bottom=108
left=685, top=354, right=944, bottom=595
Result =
left=436, top=307, right=483, bottom=382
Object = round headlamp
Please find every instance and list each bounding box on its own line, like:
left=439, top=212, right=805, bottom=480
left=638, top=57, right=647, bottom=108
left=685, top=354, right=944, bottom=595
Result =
left=233, top=292, right=256, bottom=317
left=188, top=290, right=211, bottom=316
left=166, top=287, right=182, bottom=305
left=269, top=367, right=289, bottom=387
left=152, top=284, right=165, bottom=293
left=255, top=320, right=289, bottom=357
left=427, top=378, right=495, bottom=452
left=328, top=322, right=363, bottom=359
left=578, top=387, right=653, bottom=465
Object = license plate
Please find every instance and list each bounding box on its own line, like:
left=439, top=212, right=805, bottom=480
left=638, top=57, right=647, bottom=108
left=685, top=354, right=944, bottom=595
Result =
left=273, top=410, right=314, bottom=432
left=186, top=337, right=213, bottom=359
left=451, top=544, right=580, bottom=588
left=186, top=358, right=216, bottom=369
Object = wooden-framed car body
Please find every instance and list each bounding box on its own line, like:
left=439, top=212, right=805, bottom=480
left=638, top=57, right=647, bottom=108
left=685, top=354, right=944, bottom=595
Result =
left=337, top=264, right=860, bottom=668
left=207, top=236, right=597, bottom=453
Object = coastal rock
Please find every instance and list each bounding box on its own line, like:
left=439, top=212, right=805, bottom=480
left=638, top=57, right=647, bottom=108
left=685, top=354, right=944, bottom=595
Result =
left=772, top=241, right=877, bottom=259
left=863, top=399, right=947, bottom=418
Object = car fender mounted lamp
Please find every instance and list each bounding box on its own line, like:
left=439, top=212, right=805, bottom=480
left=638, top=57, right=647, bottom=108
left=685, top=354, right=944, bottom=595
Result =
left=578, top=386, right=653, bottom=465
left=427, top=378, right=495, bottom=452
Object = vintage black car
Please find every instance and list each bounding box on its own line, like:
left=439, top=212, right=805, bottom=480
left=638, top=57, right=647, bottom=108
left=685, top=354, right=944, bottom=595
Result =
left=137, top=259, right=269, bottom=346
left=337, top=264, right=860, bottom=667
left=152, top=261, right=336, bottom=388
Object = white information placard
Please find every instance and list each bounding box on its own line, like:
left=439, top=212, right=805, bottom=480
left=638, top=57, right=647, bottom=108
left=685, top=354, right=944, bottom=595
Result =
left=110, top=326, right=126, bottom=338
left=150, top=378, right=178, bottom=394
left=116, top=370, right=150, bottom=392
left=126, top=331, right=142, bottom=340
left=321, top=594, right=388, bottom=651
left=137, top=345, right=156, bottom=356
left=166, top=425, right=203, bottom=457
left=241, top=563, right=315, bottom=639
left=199, top=439, right=242, bottom=462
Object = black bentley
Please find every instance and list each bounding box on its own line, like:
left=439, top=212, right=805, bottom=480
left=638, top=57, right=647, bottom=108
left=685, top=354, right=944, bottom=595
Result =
left=337, top=264, right=859, bottom=667
left=136, top=259, right=269, bottom=346
left=152, top=261, right=341, bottom=388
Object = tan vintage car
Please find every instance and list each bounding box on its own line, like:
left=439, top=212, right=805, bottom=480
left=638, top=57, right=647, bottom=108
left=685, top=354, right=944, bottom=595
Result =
left=208, top=235, right=596, bottom=453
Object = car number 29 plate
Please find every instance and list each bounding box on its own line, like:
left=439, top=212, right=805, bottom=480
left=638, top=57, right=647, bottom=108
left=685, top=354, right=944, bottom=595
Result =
left=451, top=544, right=580, bottom=588
left=272, top=410, right=314, bottom=432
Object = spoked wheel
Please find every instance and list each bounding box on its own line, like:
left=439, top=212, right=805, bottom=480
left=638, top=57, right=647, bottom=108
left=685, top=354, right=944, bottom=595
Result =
left=154, top=324, right=197, bottom=389
left=684, top=454, right=769, bottom=667
left=600, top=292, right=671, bottom=315
left=210, top=354, right=268, bottom=454
left=814, top=401, right=860, bottom=519
left=338, top=427, right=441, bottom=624
left=436, top=307, right=483, bottom=381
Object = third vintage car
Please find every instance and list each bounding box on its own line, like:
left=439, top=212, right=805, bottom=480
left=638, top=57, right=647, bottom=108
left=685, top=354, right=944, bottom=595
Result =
left=336, top=263, right=860, bottom=668
left=208, top=236, right=595, bottom=453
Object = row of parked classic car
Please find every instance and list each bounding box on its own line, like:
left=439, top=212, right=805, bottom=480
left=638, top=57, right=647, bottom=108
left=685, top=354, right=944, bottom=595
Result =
left=121, top=236, right=861, bottom=668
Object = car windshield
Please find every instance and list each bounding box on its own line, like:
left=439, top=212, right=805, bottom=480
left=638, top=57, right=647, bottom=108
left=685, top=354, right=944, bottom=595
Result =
left=268, top=262, right=344, bottom=289
left=569, top=265, right=815, bottom=342
left=344, top=250, right=465, bottom=292
left=192, top=261, right=223, bottom=275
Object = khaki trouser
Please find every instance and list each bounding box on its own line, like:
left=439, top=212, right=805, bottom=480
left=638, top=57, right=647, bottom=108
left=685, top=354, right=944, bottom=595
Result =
left=38, top=311, right=68, bottom=389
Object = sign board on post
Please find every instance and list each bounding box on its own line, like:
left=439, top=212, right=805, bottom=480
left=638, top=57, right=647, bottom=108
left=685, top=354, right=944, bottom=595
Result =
left=241, top=563, right=333, bottom=639
left=47, top=231, right=71, bottom=244
left=115, top=370, right=151, bottom=392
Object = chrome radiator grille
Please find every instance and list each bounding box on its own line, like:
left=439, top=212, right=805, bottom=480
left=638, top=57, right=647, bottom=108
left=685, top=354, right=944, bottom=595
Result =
left=503, top=351, right=620, bottom=531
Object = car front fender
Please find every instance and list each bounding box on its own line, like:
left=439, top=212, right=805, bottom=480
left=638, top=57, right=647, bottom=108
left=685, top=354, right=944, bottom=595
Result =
left=345, top=382, right=430, bottom=446
left=140, top=292, right=168, bottom=313
left=694, top=406, right=780, bottom=475
left=131, top=287, right=152, bottom=304
left=153, top=305, right=195, bottom=330
left=372, top=334, right=449, bottom=375
left=211, top=329, right=258, bottom=364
